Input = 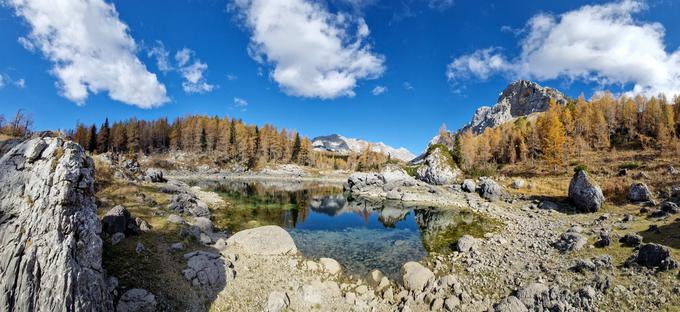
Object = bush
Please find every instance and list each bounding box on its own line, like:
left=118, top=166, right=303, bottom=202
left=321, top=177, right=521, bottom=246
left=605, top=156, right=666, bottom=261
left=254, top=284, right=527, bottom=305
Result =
left=618, top=162, right=641, bottom=170
left=466, top=164, right=497, bottom=178
left=402, top=165, right=419, bottom=177
left=573, top=163, right=588, bottom=173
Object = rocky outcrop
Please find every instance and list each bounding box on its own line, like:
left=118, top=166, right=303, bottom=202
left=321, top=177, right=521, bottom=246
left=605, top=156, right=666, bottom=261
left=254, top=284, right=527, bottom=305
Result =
left=144, top=168, right=166, bottom=183
left=415, top=146, right=461, bottom=185
left=226, top=225, right=298, bottom=255
left=463, top=80, right=568, bottom=134
left=344, top=165, right=417, bottom=197
left=0, top=137, right=113, bottom=311
left=568, top=170, right=605, bottom=212
left=117, top=289, right=156, bottom=312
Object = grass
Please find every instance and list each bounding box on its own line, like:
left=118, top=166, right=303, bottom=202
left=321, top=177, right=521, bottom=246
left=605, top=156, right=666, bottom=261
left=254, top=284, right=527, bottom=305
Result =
left=97, top=181, right=221, bottom=310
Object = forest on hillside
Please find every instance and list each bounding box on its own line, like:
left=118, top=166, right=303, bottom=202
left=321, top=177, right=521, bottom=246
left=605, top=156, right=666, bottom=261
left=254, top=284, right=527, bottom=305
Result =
left=443, top=93, right=680, bottom=174
left=70, top=115, right=390, bottom=171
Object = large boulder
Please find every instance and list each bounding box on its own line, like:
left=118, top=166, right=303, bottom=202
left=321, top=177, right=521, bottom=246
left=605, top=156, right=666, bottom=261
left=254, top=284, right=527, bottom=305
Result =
left=168, top=193, right=211, bottom=218
left=478, top=178, right=507, bottom=202
left=415, top=146, right=461, bottom=185
left=0, top=137, right=113, bottom=311
left=182, top=251, right=231, bottom=298
left=344, top=165, right=416, bottom=196
left=401, top=262, right=434, bottom=293
left=625, top=243, right=678, bottom=271
left=568, top=170, right=605, bottom=212
left=226, top=225, right=298, bottom=255
left=461, top=179, right=477, bottom=193
left=101, top=205, right=136, bottom=235
left=628, top=183, right=652, bottom=202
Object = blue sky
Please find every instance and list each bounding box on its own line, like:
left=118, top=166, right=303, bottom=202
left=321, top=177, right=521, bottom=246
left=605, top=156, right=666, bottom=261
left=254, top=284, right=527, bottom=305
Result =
left=1, top=0, right=679, bottom=153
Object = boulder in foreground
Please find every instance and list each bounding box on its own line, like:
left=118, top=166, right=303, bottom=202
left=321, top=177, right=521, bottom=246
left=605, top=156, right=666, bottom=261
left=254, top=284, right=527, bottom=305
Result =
left=568, top=170, right=605, bottom=212
left=226, top=225, right=298, bottom=255
left=0, top=137, right=113, bottom=311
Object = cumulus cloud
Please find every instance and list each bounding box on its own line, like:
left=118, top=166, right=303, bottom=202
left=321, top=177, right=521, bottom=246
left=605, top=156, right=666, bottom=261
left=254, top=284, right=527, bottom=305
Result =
left=447, top=0, right=680, bottom=97
left=7, top=0, right=168, bottom=108
left=371, top=85, right=387, bottom=95
left=175, top=48, right=215, bottom=94
left=234, top=0, right=385, bottom=99
left=402, top=81, right=414, bottom=90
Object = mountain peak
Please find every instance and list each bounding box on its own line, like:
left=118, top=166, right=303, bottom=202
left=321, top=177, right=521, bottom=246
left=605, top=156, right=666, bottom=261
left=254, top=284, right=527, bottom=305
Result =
left=312, top=134, right=415, bottom=162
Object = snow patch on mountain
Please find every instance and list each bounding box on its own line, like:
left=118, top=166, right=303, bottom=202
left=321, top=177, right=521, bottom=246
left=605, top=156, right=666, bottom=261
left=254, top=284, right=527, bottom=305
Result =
left=312, top=134, right=415, bottom=162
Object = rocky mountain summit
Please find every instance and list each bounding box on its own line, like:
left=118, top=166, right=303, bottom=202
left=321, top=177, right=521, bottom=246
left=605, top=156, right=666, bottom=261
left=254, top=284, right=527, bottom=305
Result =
left=0, top=137, right=113, bottom=311
left=463, top=80, right=568, bottom=134
left=312, top=134, right=415, bottom=162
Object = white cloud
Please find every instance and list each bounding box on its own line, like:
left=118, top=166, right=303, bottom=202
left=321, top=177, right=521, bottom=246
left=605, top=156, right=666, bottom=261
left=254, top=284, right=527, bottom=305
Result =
left=147, top=41, right=173, bottom=73
left=234, top=0, right=385, bottom=99
left=447, top=0, right=680, bottom=97
left=15, top=78, right=25, bottom=88
left=0, top=74, right=5, bottom=88
left=174, top=48, right=215, bottom=94
left=0, top=73, right=26, bottom=89
left=7, top=0, right=168, bottom=108
left=371, top=85, right=387, bottom=95
left=428, top=0, right=454, bottom=11
left=233, top=97, right=248, bottom=111
left=227, top=73, right=238, bottom=81
left=402, top=81, right=414, bottom=90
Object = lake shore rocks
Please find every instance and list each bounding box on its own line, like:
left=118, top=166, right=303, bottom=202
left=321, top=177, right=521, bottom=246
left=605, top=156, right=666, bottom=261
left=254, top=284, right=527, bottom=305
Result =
left=226, top=225, right=298, bottom=255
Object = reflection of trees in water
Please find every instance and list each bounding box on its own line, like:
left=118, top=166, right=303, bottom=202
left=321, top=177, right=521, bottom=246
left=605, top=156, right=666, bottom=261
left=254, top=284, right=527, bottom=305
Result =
left=414, top=209, right=492, bottom=253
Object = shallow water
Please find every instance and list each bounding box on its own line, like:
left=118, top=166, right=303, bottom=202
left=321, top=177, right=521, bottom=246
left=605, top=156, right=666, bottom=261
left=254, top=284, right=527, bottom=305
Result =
left=202, top=180, right=496, bottom=279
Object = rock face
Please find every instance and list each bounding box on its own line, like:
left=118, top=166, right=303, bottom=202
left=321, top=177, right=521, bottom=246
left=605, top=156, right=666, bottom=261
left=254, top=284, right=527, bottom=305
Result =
left=0, top=137, right=113, bottom=311
left=226, top=225, right=298, bottom=255
left=625, top=243, right=678, bottom=271
left=463, top=80, right=568, bottom=134
left=568, top=170, right=605, bottom=212
left=415, top=146, right=461, bottom=185
left=311, top=134, right=415, bottom=161
left=628, top=183, right=652, bottom=202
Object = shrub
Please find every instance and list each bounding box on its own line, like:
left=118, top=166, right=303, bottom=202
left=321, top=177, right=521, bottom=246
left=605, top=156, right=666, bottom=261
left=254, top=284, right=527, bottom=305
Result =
left=402, top=165, right=419, bottom=177
left=466, top=164, right=497, bottom=178
left=618, top=162, right=641, bottom=170
left=573, top=163, right=588, bottom=173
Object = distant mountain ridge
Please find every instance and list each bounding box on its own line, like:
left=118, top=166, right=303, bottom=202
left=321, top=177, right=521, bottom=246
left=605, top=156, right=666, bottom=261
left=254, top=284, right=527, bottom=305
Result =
left=312, top=134, right=416, bottom=162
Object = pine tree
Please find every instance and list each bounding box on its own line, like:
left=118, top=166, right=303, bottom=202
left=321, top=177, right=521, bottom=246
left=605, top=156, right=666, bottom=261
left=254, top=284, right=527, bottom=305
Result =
left=97, top=118, right=110, bottom=153
left=199, top=127, right=208, bottom=152
left=291, top=133, right=301, bottom=163
left=87, top=125, right=97, bottom=153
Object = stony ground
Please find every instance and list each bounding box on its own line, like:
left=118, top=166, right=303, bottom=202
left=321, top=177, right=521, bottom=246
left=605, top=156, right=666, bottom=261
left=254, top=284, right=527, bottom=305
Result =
left=95, top=155, right=679, bottom=312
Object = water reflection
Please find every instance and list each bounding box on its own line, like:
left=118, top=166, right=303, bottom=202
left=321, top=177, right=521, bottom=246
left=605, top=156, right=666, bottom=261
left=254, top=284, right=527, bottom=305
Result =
left=202, top=180, right=497, bottom=279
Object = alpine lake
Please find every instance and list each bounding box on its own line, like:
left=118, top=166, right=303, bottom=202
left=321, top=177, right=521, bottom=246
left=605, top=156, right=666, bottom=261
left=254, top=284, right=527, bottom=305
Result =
left=189, top=179, right=500, bottom=280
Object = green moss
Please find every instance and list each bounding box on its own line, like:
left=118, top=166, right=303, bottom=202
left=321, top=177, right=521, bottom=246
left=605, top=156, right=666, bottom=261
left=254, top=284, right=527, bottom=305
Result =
left=402, top=165, right=419, bottom=177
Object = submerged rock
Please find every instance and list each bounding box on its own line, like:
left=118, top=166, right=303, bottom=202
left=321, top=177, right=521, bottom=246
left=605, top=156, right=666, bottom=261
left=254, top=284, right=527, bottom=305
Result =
left=0, top=137, right=113, bottom=311
left=226, top=225, right=298, bottom=255
left=568, top=170, right=605, bottom=212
